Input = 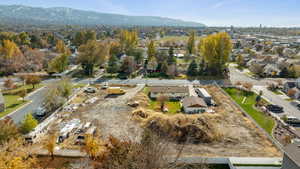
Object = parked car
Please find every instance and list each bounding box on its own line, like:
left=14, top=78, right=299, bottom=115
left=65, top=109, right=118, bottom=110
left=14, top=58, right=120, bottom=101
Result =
left=101, top=82, right=109, bottom=89
left=286, top=116, right=300, bottom=124
left=266, top=104, right=284, bottom=113
left=33, top=106, right=47, bottom=119
left=84, top=87, right=96, bottom=93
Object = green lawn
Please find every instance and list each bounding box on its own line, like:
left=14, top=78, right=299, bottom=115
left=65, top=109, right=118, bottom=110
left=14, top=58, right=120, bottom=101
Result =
left=73, top=83, right=87, bottom=89
left=2, top=84, right=43, bottom=95
left=143, top=87, right=181, bottom=115
left=0, top=95, right=27, bottom=118
left=223, top=88, right=275, bottom=135
left=0, top=84, right=43, bottom=118
left=148, top=100, right=181, bottom=115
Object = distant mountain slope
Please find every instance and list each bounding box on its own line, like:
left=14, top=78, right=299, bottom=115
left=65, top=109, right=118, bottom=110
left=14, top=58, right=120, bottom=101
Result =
left=0, top=5, right=205, bottom=27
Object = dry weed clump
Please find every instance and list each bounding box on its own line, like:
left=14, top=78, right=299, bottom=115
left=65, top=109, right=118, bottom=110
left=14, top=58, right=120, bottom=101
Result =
left=132, top=109, right=223, bottom=144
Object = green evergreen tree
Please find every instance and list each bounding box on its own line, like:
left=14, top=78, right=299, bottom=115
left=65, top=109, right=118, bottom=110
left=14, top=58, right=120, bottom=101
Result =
left=161, top=61, right=169, bottom=75
left=198, top=59, right=205, bottom=76
left=167, top=46, right=176, bottom=65
left=107, top=55, right=119, bottom=74
left=187, top=60, right=198, bottom=77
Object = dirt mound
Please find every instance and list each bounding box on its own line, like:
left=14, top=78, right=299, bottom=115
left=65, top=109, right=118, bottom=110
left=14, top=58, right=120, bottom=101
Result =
left=132, top=109, right=222, bottom=143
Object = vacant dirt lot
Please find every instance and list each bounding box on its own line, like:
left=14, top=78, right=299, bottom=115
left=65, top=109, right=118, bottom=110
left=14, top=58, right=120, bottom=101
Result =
left=81, top=84, right=145, bottom=142
left=132, top=85, right=282, bottom=157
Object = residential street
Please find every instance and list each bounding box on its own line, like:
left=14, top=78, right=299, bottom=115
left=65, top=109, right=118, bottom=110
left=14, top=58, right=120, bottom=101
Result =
left=8, top=87, right=47, bottom=124
left=229, top=66, right=300, bottom=123
left=253, top=85, right=300, bottom=120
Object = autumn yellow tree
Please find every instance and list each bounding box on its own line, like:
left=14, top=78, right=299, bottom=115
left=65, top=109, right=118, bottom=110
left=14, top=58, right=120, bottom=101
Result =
left=0, top=40, right=25, bottom=74
left=199, top=32, right=232, bottom=75
left=20, top=114, right=38, bottom=134
left=78, top=40, right=109, bottom=76
left=43, top=134, right=56, bottom=160
left=0, top=138, right=37, bottom=169
left=147, top=40, right=156, bottom=61
left=55, top=40, right=71, bottom=55
left=48, top=53, right=69, bottom=73
left=82, top=135, right=105, bottom=160
left=119, top=30, right=138, bottom=53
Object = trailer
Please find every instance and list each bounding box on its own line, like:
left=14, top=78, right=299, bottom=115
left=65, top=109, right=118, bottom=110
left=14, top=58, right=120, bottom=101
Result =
left=107, top=87, right=126, bottom=95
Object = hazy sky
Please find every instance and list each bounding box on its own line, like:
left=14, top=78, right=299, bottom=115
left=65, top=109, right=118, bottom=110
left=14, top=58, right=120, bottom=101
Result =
left=1, top=0, right=300, bottom=27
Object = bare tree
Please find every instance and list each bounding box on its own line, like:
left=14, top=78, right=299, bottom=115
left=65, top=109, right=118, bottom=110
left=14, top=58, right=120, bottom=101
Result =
left=157, top=95, right=169, bottom=111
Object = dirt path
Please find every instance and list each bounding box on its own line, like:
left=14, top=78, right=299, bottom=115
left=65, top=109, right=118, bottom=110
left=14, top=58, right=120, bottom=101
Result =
left=83, top=84, right=145, bottom=142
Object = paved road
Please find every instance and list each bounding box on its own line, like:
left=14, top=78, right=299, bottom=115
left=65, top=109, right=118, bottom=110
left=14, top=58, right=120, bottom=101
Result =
left=95, top=77, right=226, bottom=86
left=253, top=86, right=300, bottom=120
left=8, top=87, right=47, bottom=124
left=229, top=66, right=300, bottom=122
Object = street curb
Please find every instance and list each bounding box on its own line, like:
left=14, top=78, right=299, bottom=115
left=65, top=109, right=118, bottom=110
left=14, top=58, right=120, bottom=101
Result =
left=25, top=86, right=46, bottom=98
left=0, top=100, right=32, bottom=121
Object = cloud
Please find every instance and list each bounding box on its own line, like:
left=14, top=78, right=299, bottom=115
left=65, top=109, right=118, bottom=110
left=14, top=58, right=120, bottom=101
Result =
left=212, top=1, right=226, bottom=9
left=211, top=0, right=239, bottom=9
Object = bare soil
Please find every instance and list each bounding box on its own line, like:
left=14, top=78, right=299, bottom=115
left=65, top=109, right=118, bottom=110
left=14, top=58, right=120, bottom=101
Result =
left=132, top=85, right=282, bottom=157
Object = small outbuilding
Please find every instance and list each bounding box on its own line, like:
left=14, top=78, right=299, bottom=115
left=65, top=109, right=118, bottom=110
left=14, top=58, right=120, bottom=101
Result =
left=181, top=96, right=207, bottom=114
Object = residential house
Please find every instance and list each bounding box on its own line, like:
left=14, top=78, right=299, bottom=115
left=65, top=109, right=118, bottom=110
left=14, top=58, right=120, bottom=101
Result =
left=0, top=91, right=4, bottom=112
left=263, top=64, right=281, bottom=76
left=284, top=82, right=296, bottom=93
left=283, top=48, right=297, bottom=58
left=283, top=80, right=300, bottom=99
left=181, top=96, right=207, bottom=114
left=281, top=143, right=300, bottom=169
left=149, top=86, right=189, bottom=100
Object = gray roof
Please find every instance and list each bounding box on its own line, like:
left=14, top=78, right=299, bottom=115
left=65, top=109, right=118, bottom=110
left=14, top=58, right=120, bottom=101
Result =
left=0, top=92, right=4, bottom=104
left=149, top=86, right=189, bottom=94
left=284, top=143, right=300, bottom=166
left=182, top=96, right=207, bottom=108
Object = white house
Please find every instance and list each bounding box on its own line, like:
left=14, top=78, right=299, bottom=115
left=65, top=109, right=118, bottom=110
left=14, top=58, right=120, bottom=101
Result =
left=181, top=96, right=207, bottom=114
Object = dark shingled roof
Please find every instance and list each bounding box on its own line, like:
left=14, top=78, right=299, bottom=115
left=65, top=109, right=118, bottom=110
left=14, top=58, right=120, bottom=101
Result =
left=149, top=86, right=189, bottom=94
left=284, top=143, right=300, bottom=167
left=182, top=96, right=207, bottom=108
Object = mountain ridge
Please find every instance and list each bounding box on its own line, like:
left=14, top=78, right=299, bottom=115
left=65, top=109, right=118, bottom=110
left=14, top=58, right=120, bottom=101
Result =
left=0, top=5, right=206, bottom=27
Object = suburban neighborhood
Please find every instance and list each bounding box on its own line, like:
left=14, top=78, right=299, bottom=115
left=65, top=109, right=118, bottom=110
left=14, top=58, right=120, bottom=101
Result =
left=0, top=1, right=300, bottom=169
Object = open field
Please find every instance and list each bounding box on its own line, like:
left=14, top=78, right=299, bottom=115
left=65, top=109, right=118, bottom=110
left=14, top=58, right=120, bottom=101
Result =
left=132, top=85, right=281, bottom=157
left=223, top=88, right=275, bottom=135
